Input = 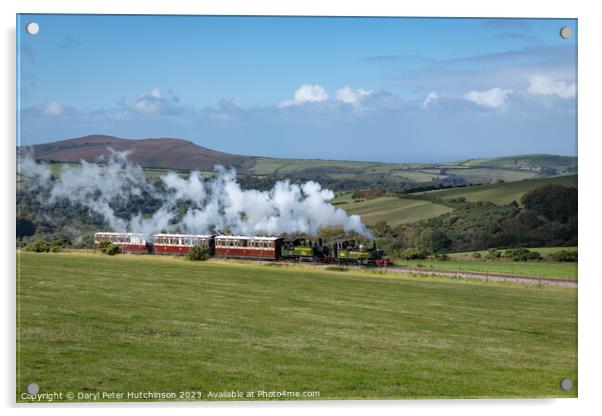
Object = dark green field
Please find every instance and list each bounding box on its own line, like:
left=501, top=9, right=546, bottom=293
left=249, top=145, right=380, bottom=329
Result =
left=420, top=175, right=577, bottom=205
left=17, top=252, right=577, bottom=401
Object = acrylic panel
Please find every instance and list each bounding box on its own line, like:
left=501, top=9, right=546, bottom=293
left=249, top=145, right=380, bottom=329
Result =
left=16, top=14, right=577, bottom=402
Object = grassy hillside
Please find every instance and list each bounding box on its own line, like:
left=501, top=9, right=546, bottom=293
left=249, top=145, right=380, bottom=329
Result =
left=247, top=154, right=575, bottom=185
left=335, top=195, right=452, bottom=226
left=441, top=168, right=537, bottom=183
left=18, top=252, right=577, bottom=401
left=420, top=175, right=577, bottom=205
left=460, top=154, right=577, bottom=171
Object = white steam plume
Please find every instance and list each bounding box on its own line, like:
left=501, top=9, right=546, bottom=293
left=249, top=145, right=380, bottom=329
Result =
left=19, top=150, right=370, bottom=238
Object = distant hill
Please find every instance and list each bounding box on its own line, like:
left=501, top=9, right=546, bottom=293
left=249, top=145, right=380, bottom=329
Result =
left=26, top=135, right=253, bottom=171
left=23, top=135, right=577, bottom=185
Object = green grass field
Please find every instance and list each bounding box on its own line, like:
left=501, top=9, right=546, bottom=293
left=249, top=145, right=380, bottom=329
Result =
left=395, top=259, right=577, bottom=280
left=448, top=247, right=577, bottom=259
left=335, top=196, right=452, bottom=226
left=248, top=158, right=400, bottom=176
left=421, top=175, right=577, bottom=205
left=461, top=154, right=577, bottom=172
left=17, top=252, right=577, bottom=401
left=442, top=168, right=537, bottom=183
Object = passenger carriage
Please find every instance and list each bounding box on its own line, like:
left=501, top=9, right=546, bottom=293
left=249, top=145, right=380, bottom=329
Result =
left=152, top=233, right=215, bottom=255
left=214, top=235, right=283, bottom=260
left=93, top=232, right=149, bottom=254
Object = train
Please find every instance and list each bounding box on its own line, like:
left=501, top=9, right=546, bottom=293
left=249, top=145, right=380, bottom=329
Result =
left=93, top=232, right=391, bottom=266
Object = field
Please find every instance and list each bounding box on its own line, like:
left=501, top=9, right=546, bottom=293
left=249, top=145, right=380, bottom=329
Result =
left=334, top=196, right=452, bottom=226
left=246, top=155, right=576, bottom=185
left=395, top=259, right=577, bottom=280
left=460, top=154, right=577, bottom=171
left=448, top=246, right=577, bottom=259
left=441, top=168, right=537, bottom=183
left=420, top=175, right=577, bottom=205
left=17, top=252, right=577, bottom=401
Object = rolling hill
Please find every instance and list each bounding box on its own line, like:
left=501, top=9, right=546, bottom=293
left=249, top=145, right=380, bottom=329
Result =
left=334, top=195, right=452, bottom=226
left=26, top=135, right=253, bottom=171
left=23, top=135, right=577, bottom=185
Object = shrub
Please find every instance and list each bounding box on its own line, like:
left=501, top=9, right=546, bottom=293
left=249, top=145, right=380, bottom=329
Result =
left=503, top=248, right=542, bottom=262
left=434, top=253, right=449, bottom=261
left=49, top=243, right=63, bottom=253
left=485, top=248, right=501, bottom=259
left=104, top=244, right=120, bottom=256
left=397, top=247, right=428, bottom=260
left=98, top=241, right=120, bottom=255
left=188, top=246, right=209, bottom=261
left=24, top=240, right=51, bottom=253
left=550, top=249, right=578, bottom=262
left=472, top=252, right=482, bottom=259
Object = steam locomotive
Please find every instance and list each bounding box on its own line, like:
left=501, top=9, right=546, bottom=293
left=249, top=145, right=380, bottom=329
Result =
left=93, top=232, right=391, bottom=266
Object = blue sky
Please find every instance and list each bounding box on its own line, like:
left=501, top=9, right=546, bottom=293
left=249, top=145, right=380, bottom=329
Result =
left=17, top=15, right=577, bottom=162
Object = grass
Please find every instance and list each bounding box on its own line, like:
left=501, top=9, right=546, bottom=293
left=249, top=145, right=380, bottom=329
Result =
left=248, top=158, right=397, bottom=176
left=395, top=259, right=577, bottom=280
left=247, top=155, right=576, bottom=185
left=448, top=246, right=577, bottom=259
left=443, top=168, right=537, bottom=183
left=461, top=154, right=577, bottom=171
left=17, top=252, right=577, bottom=401
left=420, top=175, right=577, bottom=205
left=335, top=196, right=452, bottom=226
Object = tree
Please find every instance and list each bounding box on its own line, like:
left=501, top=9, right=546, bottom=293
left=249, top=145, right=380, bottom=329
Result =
left=415, top=229, right=452, bottom=253
left=521, top=184, right=577, bottom=223
left=16, top=218, right=36, bottom=239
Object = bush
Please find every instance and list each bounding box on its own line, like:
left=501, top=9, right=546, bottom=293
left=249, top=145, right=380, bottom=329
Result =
left=98, top=241, right=120, bottom=255
left=550, top=249, right=578, bottom=262
left=49, top=242, right=63, bottom=253
left=188, top=246, right=209, bottom=261
left=434, top=253, right=449, bottom=261
left=485, top=248, right=501, bottom=259
left=503, top=248, right=542, bottom=262
left=104, top=244, right=120, bottom=256
left=472, top=252, right=482, bottom=259
left=398, top=247, right=428, bottom=260
left=24, top=240, right=51, bottom=253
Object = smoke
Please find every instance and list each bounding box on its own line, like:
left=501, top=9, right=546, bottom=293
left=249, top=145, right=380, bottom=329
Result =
left=19, top=149, right=371, bottom=238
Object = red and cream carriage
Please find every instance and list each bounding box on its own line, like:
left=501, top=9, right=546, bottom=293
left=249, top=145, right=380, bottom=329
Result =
left=93, top=232, right=149, bottom=254
left=214, top=235, right=283, bottom=260
left=152, top=233, right=215, bottom=255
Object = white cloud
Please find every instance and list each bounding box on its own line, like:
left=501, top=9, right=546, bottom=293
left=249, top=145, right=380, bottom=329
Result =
left=120, top=88, right=192, bottom=115
left=527, top=75, right=576, bottom=99
left=149, top=87, right=162, bottom=99
left=464, top=88, right=512, bottom=109
left=336, top=86, right=372, bottom=106
left=280, top=84, right=329, bottom=107
left=41, top=101, right=64, bottom=115
left=422, top=92, right=440, bottom=109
